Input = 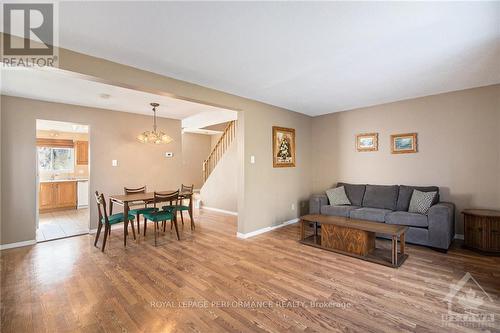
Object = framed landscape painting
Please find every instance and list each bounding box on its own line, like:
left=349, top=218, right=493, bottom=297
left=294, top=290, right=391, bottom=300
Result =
left=272, top=126, right=296, bottom=167
left=391, top=133, right=418, bottom=154
left=356, top=133, right=378, bottom=152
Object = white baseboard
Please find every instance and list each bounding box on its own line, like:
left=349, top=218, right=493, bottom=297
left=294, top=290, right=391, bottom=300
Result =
left=0, top=239, right=36, bottom=250
left=454, top=234, right=464, bottom=240
left=237, top=218, right=299, bottom=239
left=202, top=206, right=238, bottom=216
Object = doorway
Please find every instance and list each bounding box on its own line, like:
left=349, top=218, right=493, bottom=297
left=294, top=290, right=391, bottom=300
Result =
left=35, top=119, right=90, bottom=242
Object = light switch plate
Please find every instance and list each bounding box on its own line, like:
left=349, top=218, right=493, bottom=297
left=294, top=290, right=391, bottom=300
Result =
left=112, top=160, right=118, bottom=167
left=250, top=155, right=255, bottom=164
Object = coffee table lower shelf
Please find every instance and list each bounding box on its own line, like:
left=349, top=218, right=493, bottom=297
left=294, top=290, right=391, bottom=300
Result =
left=300, top=234, right=408, bottom=268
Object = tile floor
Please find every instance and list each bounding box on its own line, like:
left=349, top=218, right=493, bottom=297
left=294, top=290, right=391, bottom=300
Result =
left=37, top=208, right=89, bottom=242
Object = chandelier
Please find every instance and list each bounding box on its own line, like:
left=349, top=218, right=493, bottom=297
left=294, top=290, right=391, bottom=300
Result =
left=137, top=103, right=173, bottom=144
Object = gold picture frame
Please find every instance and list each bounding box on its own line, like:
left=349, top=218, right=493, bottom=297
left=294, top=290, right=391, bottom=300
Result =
left=272, top=126, right=296, bottom=168
left=356, top=133, right=378, bottom=152
left=391, top=133, right=418, bottom=154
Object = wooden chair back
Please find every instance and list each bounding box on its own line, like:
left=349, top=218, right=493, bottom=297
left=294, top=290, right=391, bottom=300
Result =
left=124, top=185, right=152, bottom=205
left=124, top=185, right=147, bottom=194
left=94, top=191, right=109, bottom=224
left=153, top=190, right=180, bottom=210
left=180, top=184, right=194, bottom=194
left=180, top=184, right=194, bottom=204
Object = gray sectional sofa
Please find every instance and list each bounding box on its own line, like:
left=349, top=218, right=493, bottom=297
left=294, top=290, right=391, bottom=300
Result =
left=309, top=183, right=455, bottom=251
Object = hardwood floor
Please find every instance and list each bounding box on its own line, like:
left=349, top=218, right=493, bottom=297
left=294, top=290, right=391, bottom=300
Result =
left=1, top=209, right=499, bottom=332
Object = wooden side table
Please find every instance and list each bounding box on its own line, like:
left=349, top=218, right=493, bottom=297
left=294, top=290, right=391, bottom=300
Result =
left=462, top=209, right=500, bottom=255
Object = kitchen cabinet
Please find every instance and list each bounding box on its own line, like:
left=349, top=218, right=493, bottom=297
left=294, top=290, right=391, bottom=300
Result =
left=76, top=141, right=89, bottom=165
left=39, top=181, right=77, bottom=212
left=39, top=182, right=55, bottom=211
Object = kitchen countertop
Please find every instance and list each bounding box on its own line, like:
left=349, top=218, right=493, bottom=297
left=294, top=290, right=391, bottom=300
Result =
left=40, top=178, right=88, bottom=183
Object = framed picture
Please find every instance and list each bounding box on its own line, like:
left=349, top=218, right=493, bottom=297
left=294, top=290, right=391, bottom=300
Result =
left=391, top=133, right=417, bottom=154
left=272, top=126, right=296, bottom=167
left=356, top=133, right=378, bottom=152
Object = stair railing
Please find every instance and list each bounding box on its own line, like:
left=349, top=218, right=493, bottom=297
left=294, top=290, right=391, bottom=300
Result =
left=202, top=120, right=237, bottom=182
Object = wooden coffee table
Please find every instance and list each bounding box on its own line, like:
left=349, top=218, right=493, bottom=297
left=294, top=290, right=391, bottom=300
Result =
left=299, top=214, right=409, bottom=268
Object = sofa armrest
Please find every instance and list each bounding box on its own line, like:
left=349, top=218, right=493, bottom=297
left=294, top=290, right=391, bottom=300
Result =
left=427, top=202, right=455, bottom=249
left=309, top=194, right=328, bottom=214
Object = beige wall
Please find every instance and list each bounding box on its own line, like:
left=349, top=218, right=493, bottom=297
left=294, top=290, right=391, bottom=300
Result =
left=54, top=45, right=313, bottom=235
left=1, top=96, right=213, bottom=244
left=210, top=133, right=223, bottom=150
left=242, top=107, right=312, bottom=233
left=181, top=133, right=211, bottom=189
left=200, top=140, right=238, bottom=212
left=312, top=85, right=500, bottom=234
left=0, top=35, right=314, bottom=244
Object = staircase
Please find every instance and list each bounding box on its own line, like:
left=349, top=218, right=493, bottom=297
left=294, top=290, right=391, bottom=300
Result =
left=202, top=120, right=237, bottom=183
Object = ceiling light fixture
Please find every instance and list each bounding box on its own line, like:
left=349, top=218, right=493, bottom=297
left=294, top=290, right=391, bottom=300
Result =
left=137, top=103, right=173, bottom=144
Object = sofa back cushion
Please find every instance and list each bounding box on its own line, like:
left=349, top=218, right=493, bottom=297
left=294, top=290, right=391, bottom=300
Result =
left=362, top=184, right=399, bottom=210
left=336, top=182, right=366, bottom=206
left=396, top=185, right=439, bottom=211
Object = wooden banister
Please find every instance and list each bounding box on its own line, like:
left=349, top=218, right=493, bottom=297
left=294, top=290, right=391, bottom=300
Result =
left=203, top=120, right=237, bottom=182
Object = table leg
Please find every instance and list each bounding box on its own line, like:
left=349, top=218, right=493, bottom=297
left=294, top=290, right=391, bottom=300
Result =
left=400, top=233, right=405, bottom=256
left=124, top=202, right=129, bottom=247
left=392, top=235, right=398, bottom=266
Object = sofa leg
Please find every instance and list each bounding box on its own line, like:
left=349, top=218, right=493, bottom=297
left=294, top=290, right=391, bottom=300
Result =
left=431, top=247, right=447, bottom=254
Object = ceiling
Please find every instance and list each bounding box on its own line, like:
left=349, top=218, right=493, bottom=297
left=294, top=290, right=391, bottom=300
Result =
left=47, top=2, right=500, bottom=116
left=37, top=119, right=88, bottom=133
left=1, top=67, right=235, bottom=122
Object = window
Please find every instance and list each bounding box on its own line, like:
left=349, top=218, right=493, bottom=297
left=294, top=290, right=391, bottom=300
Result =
left=37, top=147, right=75, bottom=172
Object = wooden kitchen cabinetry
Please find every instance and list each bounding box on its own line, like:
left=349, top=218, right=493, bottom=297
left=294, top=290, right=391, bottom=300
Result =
left=39, top=181, right=77, bottom=212
left=75, top=141, right=89, bottom=165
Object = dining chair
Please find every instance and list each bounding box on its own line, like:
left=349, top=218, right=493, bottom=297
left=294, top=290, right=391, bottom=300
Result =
left=124, top=185, right=158, bottom=236
left=163, top=184, right=195, bottom=230
left=142, top=190, right=181, bottom=246
left=94, top=191, right=136, bottom=252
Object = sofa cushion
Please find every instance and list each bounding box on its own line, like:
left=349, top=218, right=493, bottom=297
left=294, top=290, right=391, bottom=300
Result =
left=396, top=185, right=439, bottom=211
left=408, top=190, right=438, bottom=214
left=325, top=186, right=351, bottom=206
left=385, top=211, right=429, bottom=228
left=321, top=205, right=360, bottom=218
left=362, top=185, right=399, bottom=210
left=349, top=207, right=392, bottom=222
left=337, top=182, right=366, bottom=206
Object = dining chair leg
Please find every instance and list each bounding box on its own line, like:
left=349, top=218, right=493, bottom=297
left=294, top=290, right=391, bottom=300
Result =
left=144, top=218, right=147, bottom=236
left=188, top=209, right=195, bottom=230
left=180, top=211, right=184, bottom=225
left=130, top=219, right=136, bottom=240
left=94, top=221, right=103, bottom=246
left=154, top=222, right=158, bottom=246
left=163, top=221, right=166, bottom=232
left=136, top=214, right=140, bottom=236
left=173, top=219, right=180, bottom=240
left=102, top=224, right=110, bottom=252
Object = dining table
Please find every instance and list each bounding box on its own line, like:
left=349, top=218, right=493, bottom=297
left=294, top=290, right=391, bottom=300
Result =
left=109, top=190, right=193, bottom=246
left=109, top=190, right=178, bottom=246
